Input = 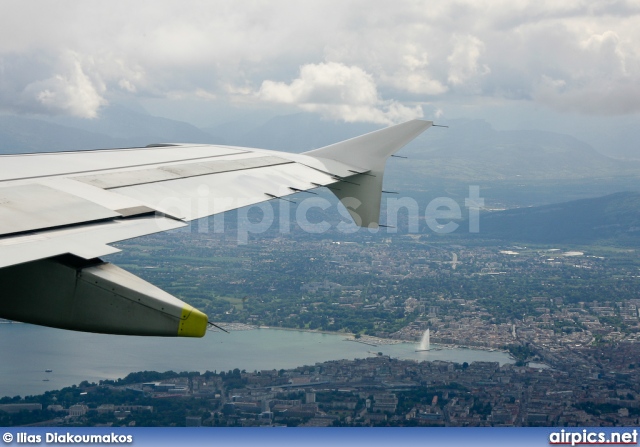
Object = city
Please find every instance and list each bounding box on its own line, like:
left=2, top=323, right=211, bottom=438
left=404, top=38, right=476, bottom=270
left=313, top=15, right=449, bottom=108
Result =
left=2, top=221, right=639, bottom=427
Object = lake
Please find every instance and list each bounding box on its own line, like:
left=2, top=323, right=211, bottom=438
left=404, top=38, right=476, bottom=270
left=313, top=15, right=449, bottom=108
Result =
left=0, top=323, right=512, bottom=398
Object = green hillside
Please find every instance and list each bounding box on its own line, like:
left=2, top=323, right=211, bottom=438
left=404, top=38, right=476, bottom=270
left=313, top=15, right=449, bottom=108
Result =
left=474, top=191, right=640, bottom=245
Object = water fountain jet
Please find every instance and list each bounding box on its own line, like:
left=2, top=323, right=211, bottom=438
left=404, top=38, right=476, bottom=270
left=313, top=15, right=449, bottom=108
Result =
left=416, top=329, right=430, bottom=352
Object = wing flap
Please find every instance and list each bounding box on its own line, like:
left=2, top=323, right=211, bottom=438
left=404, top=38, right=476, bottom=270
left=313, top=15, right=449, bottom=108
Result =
left=0, top=184, right=121, bottom=236
left=111, top=162, right=336, bottom=221
left=0, top=215, right=185, bottom=268
left=0, top=145, right=247, bottom=182
left=74, top=155, right=294, bottom=189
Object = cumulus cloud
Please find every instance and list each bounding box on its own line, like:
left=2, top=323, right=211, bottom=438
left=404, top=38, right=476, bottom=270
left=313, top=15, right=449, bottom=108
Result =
left=447, top=35, right=491, bottom=88
left=320, top=1, right=640, bottom=115
left=0, top=0, right=639, bottom=120
left=0, top=52, right=102, bottom=118
left=0, top=50, right=147, bottom=118
left=380, top=51, right=448, bottom=96
left=257, top=62, right=423, bottom=124
left=22, top=52, right=106, bottom=118
left=532, top=29, right=640, bottom=114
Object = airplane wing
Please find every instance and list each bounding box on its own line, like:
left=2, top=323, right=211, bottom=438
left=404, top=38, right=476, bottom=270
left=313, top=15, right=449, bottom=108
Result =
left=0, top=119, right=432, bottom=337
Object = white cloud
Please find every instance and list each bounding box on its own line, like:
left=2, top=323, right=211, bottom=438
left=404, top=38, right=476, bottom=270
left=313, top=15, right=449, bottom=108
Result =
left=0, top=49, right=148, bottom=118
left=118, top=79, right=137, bottom=93
left=259, top=63, right=377, bottom=105
left=257, top=62, right=423, bottom=124
left=447, top=35, right=490, bottom=87
left=0, top=0, right=640, bottom=120
left=532, top=28, right=640, bottom=114
left=0, top=51, right=107, bottom=118
left=380, top=51, right=448, bottom=96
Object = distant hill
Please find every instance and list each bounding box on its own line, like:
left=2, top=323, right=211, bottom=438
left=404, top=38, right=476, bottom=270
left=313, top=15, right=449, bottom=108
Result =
left=50, top=104, right=224, bottom=146
left=203, top=115, right=640, bottom=184
left=0, top=115, right=124, bottom=153
left=203, top=112, right=379, bottom=151
left=1, top=109, right=638, bottom=212
left=397, top=119, right=640, bottom=181
left=0, top=105, right=225, bottom=154
left=472, top=191, right=640, bottom=245
left=2, top=110, right=637, bottom=182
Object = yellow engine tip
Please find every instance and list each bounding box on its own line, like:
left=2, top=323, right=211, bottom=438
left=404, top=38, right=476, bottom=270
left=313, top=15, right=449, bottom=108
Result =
left=178, top=306, right=208, bottom=338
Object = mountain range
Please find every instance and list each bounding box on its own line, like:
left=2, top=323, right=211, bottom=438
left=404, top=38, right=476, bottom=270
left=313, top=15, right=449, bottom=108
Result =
left=0, top=105, right=638, bottom=208
left=1, top=106, right=639, bottom=244
left=473, top=191, right=640, bottom=245
left=1, top=106, right=637, bottom=181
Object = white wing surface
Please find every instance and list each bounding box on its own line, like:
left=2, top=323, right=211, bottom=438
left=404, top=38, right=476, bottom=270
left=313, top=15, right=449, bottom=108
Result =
left=0, top=119, right=431, bottom=337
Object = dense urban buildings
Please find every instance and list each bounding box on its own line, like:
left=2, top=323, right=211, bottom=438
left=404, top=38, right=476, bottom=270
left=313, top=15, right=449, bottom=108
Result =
left=2, top=223, right=640, bottom=427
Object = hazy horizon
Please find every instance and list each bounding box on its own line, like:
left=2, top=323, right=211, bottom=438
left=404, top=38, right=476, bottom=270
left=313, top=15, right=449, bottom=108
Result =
left=0, top=1, right=638, bottom=159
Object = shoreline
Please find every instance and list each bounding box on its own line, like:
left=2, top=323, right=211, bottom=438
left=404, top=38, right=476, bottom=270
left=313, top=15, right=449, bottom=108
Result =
left=0, top=324, right=516, bottom=398
left=213, top=323, right=512, bottom=356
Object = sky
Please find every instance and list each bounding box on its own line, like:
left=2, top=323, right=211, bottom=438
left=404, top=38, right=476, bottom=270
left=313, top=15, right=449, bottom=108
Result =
left=1, top=0, right=639, bottom=144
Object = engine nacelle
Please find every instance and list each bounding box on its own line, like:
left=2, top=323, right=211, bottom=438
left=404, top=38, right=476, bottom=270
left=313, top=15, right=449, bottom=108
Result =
left=0, top=255, right=207, bottom=337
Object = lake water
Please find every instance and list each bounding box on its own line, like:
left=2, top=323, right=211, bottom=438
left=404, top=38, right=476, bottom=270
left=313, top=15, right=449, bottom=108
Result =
left=0, top=323, right=512, bottom=398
